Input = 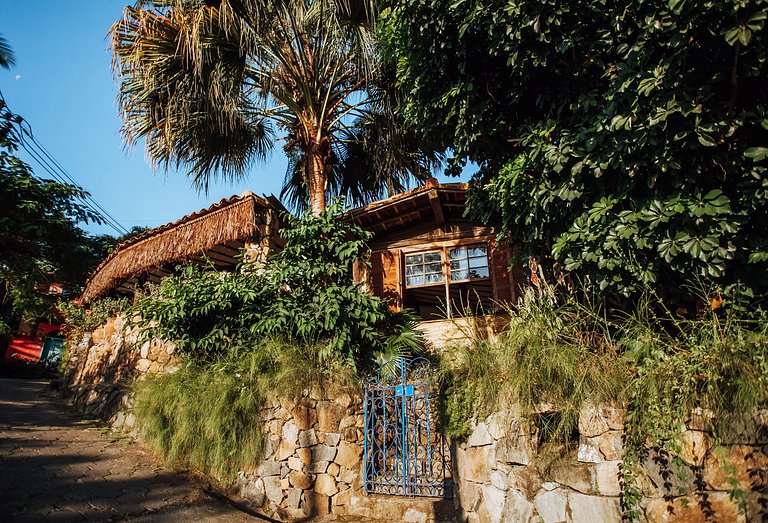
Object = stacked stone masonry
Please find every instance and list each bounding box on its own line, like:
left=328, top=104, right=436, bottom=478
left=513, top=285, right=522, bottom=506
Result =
left=232, top=393, right=453, bottom=522
left=63, top=317, right=768, bottom=522
left=456, top=406, right=768, bottom=523
left=63, top=313, right=177, bottom=421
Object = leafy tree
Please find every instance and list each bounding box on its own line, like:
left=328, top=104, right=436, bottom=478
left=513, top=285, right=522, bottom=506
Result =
left=133, top=201, right=419, bottom=368
left=111, top=0, right=441, bottom=215
left=382, top=0, right=768, bottom=302
left=0, top=109, right=103, bottom=332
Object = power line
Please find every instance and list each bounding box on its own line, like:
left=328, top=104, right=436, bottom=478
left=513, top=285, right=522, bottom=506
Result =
left=19, top=126, right=130, bottom=235
left=0, top=90, right=130, bottom=236
left=14, top=124, right=129, bottom=236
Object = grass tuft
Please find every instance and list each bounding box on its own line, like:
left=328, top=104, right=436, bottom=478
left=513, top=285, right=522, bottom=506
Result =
left=132, top=338, right=359, bottom=482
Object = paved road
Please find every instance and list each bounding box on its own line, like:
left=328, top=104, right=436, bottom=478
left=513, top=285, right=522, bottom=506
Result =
left=0, top=379, right=257, bottom=523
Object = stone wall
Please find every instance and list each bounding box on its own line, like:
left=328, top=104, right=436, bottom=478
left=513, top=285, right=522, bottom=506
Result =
left=62, top=316, right=767, bottom=522
left=455, top=406, right=768, bottom=523
left=62, top=313, right=176, bottom=421
left=418, top=315, right=508, bottom=351
left=233, top=392, right=454, bottom=522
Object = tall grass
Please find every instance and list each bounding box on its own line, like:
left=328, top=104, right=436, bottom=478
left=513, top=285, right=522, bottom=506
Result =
left=134, top=365, right=265, bottom=481
left=438, top=284, right=768, bottom=448
left=438, top=286, right=629, bottom=440
left=133, top=338, right=359, bottom=482
left=620, top=294, right=768, bottom=450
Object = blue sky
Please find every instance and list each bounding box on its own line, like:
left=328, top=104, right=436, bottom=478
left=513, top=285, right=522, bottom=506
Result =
left=0, top=1, right=466, bottom=237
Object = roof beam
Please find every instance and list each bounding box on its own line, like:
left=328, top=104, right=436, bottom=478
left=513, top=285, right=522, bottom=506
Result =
left=428, top=189, right=445, bottom=225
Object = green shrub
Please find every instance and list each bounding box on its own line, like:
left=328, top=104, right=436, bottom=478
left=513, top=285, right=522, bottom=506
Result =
left=58, top=296, right=132, bottom=341
left=619, top=295, right=768, bottom=519
left=438, top=283, right=768, bottom=519
left=131, top=201, right=421, bottom=369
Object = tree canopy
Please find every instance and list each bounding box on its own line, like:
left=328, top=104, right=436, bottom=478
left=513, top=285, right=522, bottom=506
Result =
left=111, top=0, right=441, bottom=215
left=382, top=0, right=768, bottom=303
left=0, top=108, right=106, bottom=331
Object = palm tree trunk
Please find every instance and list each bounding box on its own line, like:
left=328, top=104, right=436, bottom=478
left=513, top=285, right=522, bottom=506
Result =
left=307, top=139, right=328, bottom=217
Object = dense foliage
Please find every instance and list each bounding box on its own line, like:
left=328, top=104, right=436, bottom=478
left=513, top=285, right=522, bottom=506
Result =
left=0, top=108, right=105, bottom=333
left=382, top=0, right=768, bottom=302
left=133, top=202, right=420, bottom=368
left=57, top=296, right=132, bottom=342
left=130, top=205, right=416, bottom=480
left=438, top=287, right=628, bottom=439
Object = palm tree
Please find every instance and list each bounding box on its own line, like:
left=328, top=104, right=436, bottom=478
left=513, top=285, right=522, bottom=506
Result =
left=111, top=0, right=440, bottom=215
left=0, top=34, right=15, bottom=69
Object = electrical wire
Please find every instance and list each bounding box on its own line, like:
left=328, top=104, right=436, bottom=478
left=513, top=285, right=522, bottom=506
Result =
left=0, top=90, right=130, bottom=236
left=19, top=126, right=130, bottom=235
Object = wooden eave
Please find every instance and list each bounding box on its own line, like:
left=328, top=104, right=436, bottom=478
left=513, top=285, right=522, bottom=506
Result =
left=341, top=182, right=469, bottom=237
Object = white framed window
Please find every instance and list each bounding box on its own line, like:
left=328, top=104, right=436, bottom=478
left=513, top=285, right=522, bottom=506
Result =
left=404, top=243, right=490, bottom=288
left=449, top=244, right=490, bottom=282
left=405, top=251, right=444, bottom=287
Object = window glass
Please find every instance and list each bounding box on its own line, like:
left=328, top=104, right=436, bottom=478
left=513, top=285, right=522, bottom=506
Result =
left=449, top=244, right=489, bottom=281
left=405, top=251, right=443, bottom=287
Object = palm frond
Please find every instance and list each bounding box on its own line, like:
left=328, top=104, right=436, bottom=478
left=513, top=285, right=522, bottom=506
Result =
left=112, top=0, right=435, bottom=205
left=0, top=34, right=15, bottom=70
left=111, top=5, right=274, bottom=190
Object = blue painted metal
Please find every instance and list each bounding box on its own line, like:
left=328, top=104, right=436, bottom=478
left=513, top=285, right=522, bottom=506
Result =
left=363, top=357, right=453, bottom=498
left=40, top=337, right=64, bottom=363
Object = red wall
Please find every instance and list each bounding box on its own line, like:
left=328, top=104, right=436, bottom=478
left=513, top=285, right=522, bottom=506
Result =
left=3, top=323, right=60, bottom=361
left=4, top=335, right=43, bottom=361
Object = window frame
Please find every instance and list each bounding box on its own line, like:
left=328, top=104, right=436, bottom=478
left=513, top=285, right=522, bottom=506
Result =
left=447, top=244, right=491, bottom=283
left=404, top=250, right=445, bottom=288
left=402, top=242, right=491, bottom=289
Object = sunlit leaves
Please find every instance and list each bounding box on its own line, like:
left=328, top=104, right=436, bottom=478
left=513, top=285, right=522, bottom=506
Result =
left=384, top=0, right=768, bottom=300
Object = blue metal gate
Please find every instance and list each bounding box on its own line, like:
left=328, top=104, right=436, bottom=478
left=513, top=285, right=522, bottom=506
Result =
left=363, top=357, right=453, bottom=498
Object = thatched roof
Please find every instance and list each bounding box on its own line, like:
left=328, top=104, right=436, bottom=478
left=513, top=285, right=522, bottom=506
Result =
left=82, top=191, right=282, bottom=303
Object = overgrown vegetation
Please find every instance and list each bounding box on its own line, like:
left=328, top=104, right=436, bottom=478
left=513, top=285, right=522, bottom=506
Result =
left=438, top=284, right=768, bottom=518
left=134, top=338, right=359, bottom=481
left=133, top=202, right=420, bottom=368
left=382, top=0, right=768, bottom=303
left=619, top=292, right=768, bottom=519
left=438, top=286, right=628, bottom=439
left=57, top=296, right=131, bottom=341
left=129, top=204, right=418, bottom=480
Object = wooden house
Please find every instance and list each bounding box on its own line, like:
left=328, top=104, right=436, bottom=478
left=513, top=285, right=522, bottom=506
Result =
left=343, top=180, right=525, bottom=324
left=81, top=182, right=522, bottom=348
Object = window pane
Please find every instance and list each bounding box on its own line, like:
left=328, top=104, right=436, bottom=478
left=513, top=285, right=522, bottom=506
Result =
left=449, top=247, right=466, bottom=260
left=467, top=246, right=487, bottom=258
left=469, top=256, right=488, bottom=269
left=425, top=273, right=443, bottom=284
left=451, top=269, right=469, bottom=281
left=450, top=259, right=468, bottom=270
left=406, top=254, right=423, bottom=265
left=469, top=266, right=490, bottom=279
left=425, top=262, right=442, bottom=274
left=407, top=275, right=425, bottom=286
left=406, top=265, right=424, bottom=275
left=424, top=252, right=442, bottom=263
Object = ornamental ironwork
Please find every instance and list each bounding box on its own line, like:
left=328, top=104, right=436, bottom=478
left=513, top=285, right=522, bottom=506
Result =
left=363, top=357, right=453, bottom=498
